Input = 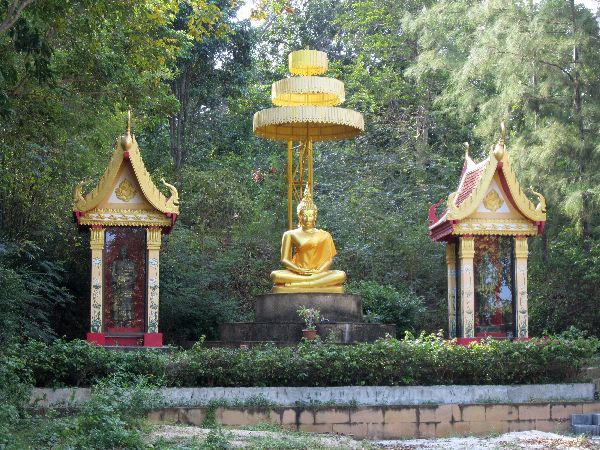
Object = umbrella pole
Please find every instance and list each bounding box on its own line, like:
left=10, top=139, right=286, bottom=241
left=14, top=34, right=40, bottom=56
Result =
left=287, top=140, right=293, bottom=230
left=308, top=139, right=313, bottom=195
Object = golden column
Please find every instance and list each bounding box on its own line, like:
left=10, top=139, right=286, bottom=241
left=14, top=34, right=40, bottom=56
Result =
left=515, top=236, right=529, bottom=338
left=446, top=243, right=457, bottom=338
left=146, top=227, right=162, bottom=334
left=253, top=49, right=364, bottom=229
left=89, top=227, right=105, bottom=334
left=458, top=236, right=475, bottom=338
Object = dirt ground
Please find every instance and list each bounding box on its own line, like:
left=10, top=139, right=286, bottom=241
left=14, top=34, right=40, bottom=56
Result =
left=151, top=426, right=600, bottom=449
left=375, top=431, right=600, bottom=449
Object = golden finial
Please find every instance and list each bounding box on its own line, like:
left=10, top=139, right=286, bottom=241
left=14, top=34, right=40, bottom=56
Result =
left=494, top=122, right=506, bottom=161
left=121, top=107, right=133, bottom=150
left=463, top=142, right=470, bottom=159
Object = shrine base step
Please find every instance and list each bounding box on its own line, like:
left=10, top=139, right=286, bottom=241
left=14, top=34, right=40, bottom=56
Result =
left=255, top=293, right=362, bottom=322
left=218, top=322, right=395, bottom=345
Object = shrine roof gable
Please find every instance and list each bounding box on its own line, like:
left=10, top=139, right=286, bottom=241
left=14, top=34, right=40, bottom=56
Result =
left=428, top=129, right=546, bottom=241
left=72, top=129, right=179, bottom=227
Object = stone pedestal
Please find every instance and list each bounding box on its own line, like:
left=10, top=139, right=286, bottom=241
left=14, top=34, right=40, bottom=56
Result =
left=217, top=293, right=395, bottom=345
left=255, top=293, right=362, bottom=322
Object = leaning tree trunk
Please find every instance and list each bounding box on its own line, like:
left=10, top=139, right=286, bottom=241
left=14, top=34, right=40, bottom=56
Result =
left=569, top=0, right=591, bottom=252
left=169, top=63, right=192, bottom=170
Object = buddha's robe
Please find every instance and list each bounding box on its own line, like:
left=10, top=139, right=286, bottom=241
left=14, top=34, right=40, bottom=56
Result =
left=292, top=230, right=336, bottom=271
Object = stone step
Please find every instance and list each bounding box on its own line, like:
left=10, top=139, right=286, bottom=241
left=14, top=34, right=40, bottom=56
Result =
left=573, top=424, right=600, bottom=436
left=572, top=413, right=600, bottom=435
left=218, top=322, right=395, bottom=344
left=572, top=413, right=600, bottom=425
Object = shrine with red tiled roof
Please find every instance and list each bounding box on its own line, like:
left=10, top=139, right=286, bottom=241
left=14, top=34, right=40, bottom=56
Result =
left=428, top=124, right=547, bottom=342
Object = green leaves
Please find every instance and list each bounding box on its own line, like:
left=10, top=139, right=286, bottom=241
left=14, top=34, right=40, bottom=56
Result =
left=14, top=335, right=600, bottom=388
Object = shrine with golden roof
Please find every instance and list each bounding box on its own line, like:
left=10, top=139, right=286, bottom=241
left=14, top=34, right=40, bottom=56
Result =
left=73, top=112, right=179, bottom=347
left=429, top=124, right=547, bottom=342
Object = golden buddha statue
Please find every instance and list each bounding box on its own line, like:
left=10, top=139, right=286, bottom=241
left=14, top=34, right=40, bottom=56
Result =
left=271, top=189, right=346, bottom=293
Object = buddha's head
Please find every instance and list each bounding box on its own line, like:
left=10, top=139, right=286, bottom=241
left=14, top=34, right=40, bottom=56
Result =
left=297, top=187, right=318, bottom=229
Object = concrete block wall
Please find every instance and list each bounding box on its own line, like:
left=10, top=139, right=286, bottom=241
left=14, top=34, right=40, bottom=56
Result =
left=147, top=401, right=600, bottom=439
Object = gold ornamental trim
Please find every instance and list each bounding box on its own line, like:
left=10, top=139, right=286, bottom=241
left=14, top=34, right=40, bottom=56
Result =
left=79, top=209, right=172, bottom=227
left=500, top=153, right=546, bottom=222
left=515, top=237, right=529, bottom=258
left=271, top=77, right=345, bottom=106
left=452, top=218, right=538, bottom=236
left=146, top=228, right=162, bottom=250
left=445, top=242, right=456, bottom=264
left=253, top=106, right=364, bottom=141
left=458, top=236, right=475, bottom=259
left=127, top=141, right=179, bottom=215
left=289, top=49, right=328, bottom=76
left=90, top=228, right=105, bottom=250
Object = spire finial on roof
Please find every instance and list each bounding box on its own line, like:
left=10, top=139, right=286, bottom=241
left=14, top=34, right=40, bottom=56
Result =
left=121, top=107, right=133, bottom=150
left=127, top=106, right=132, bottom=134
left=494, top=122, right=506, bottom=161
left=463, top=142, right=470, bottom=158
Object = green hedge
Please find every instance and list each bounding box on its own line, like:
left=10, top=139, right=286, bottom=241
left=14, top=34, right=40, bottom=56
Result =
left=8, top=334, right=599, bottom=388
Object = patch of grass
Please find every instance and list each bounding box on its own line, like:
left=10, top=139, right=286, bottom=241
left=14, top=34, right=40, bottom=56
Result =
left=240, top=422, right=288, bottom=432
left=292, top=399, right=359, bottom=410
left=201, top=395, right=279, bottom=428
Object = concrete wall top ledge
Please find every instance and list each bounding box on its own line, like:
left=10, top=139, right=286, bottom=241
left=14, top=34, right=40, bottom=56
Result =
left=31, top=383, right=595, bottom=407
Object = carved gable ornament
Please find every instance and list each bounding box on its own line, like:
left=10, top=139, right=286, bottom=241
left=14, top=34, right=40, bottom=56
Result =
left=483, top=190, right=503, bottom=212
left=115, top=179, right=137, bottom=202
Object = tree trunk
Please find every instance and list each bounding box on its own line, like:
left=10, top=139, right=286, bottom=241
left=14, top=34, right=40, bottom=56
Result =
left=570, top=0, right=591, bottom=251
left=169, top=64, right=192, bottom=170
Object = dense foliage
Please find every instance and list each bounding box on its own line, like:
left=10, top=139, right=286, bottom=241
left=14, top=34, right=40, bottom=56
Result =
left=11, top=336, right=600, bottom=388
left=1, top=372, right=160, bottom=449
left=1, top=0, right=600, bottom=344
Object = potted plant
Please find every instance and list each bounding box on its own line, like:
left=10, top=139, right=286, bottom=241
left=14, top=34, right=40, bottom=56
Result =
left=297, top=306, right=320, bottom=340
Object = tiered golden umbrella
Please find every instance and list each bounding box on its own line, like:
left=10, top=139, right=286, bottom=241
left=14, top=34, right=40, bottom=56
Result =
left=253, top=49, right=364, bottom=229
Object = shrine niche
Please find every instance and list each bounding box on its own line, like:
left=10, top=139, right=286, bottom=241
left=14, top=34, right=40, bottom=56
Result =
left=428, top=124, right=546, bottom=342
left=73, top=112, right=179, bottom=347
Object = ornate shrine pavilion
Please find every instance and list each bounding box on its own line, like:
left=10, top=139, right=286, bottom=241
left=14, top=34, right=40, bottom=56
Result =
left=73, top=112, right=179, bottom=347
left=429, top=125, right=546, bottom=341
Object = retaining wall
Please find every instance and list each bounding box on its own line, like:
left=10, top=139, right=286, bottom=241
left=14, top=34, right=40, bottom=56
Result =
left=31, top=383, right=595, bottom=407
left=30, top=384, right=600, bottom=438
left=149, top=402, right=600, bottom=438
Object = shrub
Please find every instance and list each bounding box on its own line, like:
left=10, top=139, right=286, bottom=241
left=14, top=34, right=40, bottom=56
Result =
left=0, top=349, right=33, bottom=446
left=64, top=375, right=160, bottom=449
left=348, top=280, right=426, bottom=335
left=16, top=335, right=600, bottom=389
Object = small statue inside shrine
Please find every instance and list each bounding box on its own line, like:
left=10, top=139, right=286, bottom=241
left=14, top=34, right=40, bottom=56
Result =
left=271, top=188, right=346, bottom=293
left=111, top=246, right=135, bottom=327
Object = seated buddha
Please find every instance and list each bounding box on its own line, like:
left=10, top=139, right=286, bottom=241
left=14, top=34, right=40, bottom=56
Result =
left=271, top=188, right=346, bottom=293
